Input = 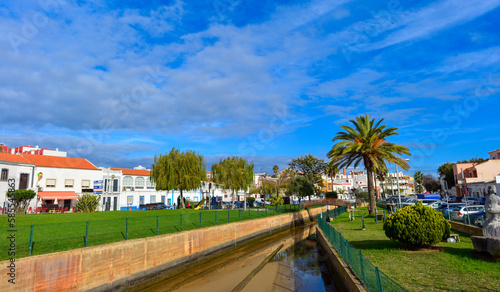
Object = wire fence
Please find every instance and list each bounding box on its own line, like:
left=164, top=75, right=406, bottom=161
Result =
left=1, top=204, right=302, bottom=261
left=318, top=207, right=407, bottom=292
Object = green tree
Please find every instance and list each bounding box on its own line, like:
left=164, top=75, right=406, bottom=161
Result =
left=75, top=193, right=101, bottom=213
left=423, top=174, right=440, bottom=193
left=327, top=114, right=411, bottom=216
left=285, top=175, right=315, bottom=203
left=272, top=165, right=279, bottom=178
left=211, top=156, right=254, bottom=209
left=414, top=171, right=424, bottom=194
left=288, top=154, right=326, bottom=201
left=6, top=189, right=36, bottom=214
left=269, top=194, right=284, bottom=210
left=437, top=162, right=455, bottom=190
left=151, top=148, right=206, bottom=209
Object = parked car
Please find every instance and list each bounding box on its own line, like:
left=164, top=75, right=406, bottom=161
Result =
left=436, top=203, right=465, bottom=218
left=423, top=200, right=442, bottom=209
left=139, top=202, right=167, bottom=210
left=469, top=209, right=486, bottom=226
left=462, top=197, right=477, bottom=205
left=475, top=197, right=486, bottom=205
left=400, top=198, right=418, bottom=206
left=451, top=205, right=485, bottom=221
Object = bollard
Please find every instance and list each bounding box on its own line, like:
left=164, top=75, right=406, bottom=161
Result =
left=157, top=216, right=160, bottom=235
left=248, top=208, right=250, bottom=219
left=126, top=218, right=129, bottom=240
left=383, top=210, right=386, bottom=223
left=29, top=224, right=34, bottom=255
left=239, top=209, right=241, bottom=221
left=258, top=208, right=259, bottom=218
left=362, top=215, right=366, bottom=230
left=228, top=210, right=230, bottom=223
left=180, top=214, right=183, bottom=231
left=273, top=209, right=275, bottom=216
left=199, top=213, right=202, bottom=229
left=215, top=212, right=217, bottom=225
left=85, top=221, right=89, bottom=247
left=375, top=213, right=378, bottom=224
left=266, top=208, right=267, bottom=217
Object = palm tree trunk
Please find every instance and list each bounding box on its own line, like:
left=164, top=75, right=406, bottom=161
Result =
left=364, top=159, right=376, bottom=216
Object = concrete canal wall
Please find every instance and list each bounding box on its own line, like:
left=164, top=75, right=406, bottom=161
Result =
left=316, top=227, right=367, bottom=292
left=0, top=206, right=327, bottom=292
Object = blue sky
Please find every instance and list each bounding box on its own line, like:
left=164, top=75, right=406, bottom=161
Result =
left=1, top=0, right=499, bottom=175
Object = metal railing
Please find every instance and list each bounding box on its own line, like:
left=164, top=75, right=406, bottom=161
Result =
left=1, top=205, right=302, bottom=261
left=318, top=208, right=407, bottom=292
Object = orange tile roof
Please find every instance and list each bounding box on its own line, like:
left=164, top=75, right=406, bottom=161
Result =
left=21, top=154, right=99, bottom=170
left=110, top=167, right=150, bottom=176
left=0, top=152, right=33, bottom=164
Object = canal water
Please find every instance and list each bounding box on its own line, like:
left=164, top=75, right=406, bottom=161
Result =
left=133, top=224, right=337, bottom=292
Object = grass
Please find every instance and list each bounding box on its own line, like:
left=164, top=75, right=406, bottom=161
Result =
left=329, top=208, right=500, bottom=292
left=0, top=204, right=300, bottom=260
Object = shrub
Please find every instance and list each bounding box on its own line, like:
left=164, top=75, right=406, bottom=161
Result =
left=383, top=201, right=450, bottom=248
left=246, top=196, right=256, bottom=206
left=325, top=191, right=338, bottom=199
left=76, top=193, right=101, bottom=213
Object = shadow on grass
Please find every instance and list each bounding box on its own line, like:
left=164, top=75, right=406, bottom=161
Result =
left=348, top=239, right=403, bottom=250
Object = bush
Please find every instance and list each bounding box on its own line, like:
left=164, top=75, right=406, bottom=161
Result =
left=76, top=193, right=101, bottom=213
left=325, top=191, right=338, bottom=199
left=383, top=201, right=450, bottom=248
left=246, top=196, right=256, bottom=206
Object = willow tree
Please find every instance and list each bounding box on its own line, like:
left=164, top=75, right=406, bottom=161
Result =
left=211, top=156, right=254, bottom=210
left=151, top=148, right=206, bottom=209
left=327, top=114, right=410, bottom=216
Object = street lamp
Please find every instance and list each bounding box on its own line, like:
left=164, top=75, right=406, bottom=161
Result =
left=396, top=158, right=410, bottom=208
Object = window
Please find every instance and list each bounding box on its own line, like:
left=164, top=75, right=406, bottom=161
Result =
left=167, top=198, right=172, bottom=205
left=112, top=179, right=118, bottom=192
left=161, top=195, right=165, bottom=203
left=139, top=196, right=145, bottom=205
left=150, top=195, right=156, bottom=203
left=1, top=169, right=8, bottom=181
left=82, top=180, right=90, bottom=188
left=194, top=196, right=198, bottom=201
left=146, top=178, right=154, bottom=189
left=328, top=184, right=332, bottom=191
left=127, top=196, right=133, bottom=205
left=46, top=179, right=56, bottom=188
left=469, top=172, right=473, bottom=178
left=135, top=177, right=145, bottom=189
left=123, top=176, right=133, bottom=187
left=65, top=179, right=74, bottom=188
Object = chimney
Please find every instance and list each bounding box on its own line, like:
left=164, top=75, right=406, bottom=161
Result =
left=343, top=168, right=346, bottom=176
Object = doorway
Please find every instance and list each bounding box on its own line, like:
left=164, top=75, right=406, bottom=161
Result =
left=19, top=173, right=29, bottom=189
left=113, top=197, right=117, bottom=211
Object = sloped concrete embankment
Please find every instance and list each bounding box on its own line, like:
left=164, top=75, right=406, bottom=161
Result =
left=0, top=207, right=328, bottom=292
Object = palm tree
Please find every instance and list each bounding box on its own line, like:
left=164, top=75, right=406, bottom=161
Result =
left=273, top=165, right=279, bottom=176
left=414, top=171, right=424, bottom=194
left=327, top=114, right=410, bottom=215
left=324, top=162, right=339, bottom=193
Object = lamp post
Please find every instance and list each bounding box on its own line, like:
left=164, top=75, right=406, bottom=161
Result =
left=396, top=159, right=410, bottom=208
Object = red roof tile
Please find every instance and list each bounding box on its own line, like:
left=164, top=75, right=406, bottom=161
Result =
left=110, top=167, right=150, bottom=176
left=21, top=154, right=99, bottom=170
left=0, top=152, right=33, bottom=164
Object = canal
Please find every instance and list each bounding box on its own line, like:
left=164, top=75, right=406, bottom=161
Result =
left=131, top=223, right=338, bottom=292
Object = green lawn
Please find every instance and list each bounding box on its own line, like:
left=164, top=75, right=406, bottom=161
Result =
left=0, top=205, right=300, bottom=260
left=329, top=208, right=500, bottom=292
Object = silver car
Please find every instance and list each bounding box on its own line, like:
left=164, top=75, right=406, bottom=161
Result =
left=451, top=205, right=485, bottom=221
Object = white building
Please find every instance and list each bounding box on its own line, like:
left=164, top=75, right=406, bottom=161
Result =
left=0, top=153, right=36, bottom=212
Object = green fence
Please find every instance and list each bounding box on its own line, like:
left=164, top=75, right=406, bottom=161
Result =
left=1, top=204, right=301, bottom=261
left=318, top=208, right=407, bottom=292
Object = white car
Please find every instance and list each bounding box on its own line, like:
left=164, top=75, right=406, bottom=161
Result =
left=451, top=205, right=485, bottom=221
left=422, top=200, right=442, bottom=208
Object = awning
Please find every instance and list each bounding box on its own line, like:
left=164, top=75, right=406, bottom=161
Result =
left=38, top=191, right=79, bottom=200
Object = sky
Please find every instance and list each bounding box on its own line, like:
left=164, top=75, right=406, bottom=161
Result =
left=1, top=0, right=500, bottom=176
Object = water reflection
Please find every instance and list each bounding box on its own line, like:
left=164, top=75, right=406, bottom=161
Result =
left=272, top=237, right=337, bottom=292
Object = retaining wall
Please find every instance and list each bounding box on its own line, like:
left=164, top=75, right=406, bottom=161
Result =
left=316, top=227, right=367, bottom=292
left=1, top=207, right=327, bottom=292
left=448, top=220, right=483, bottom=236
